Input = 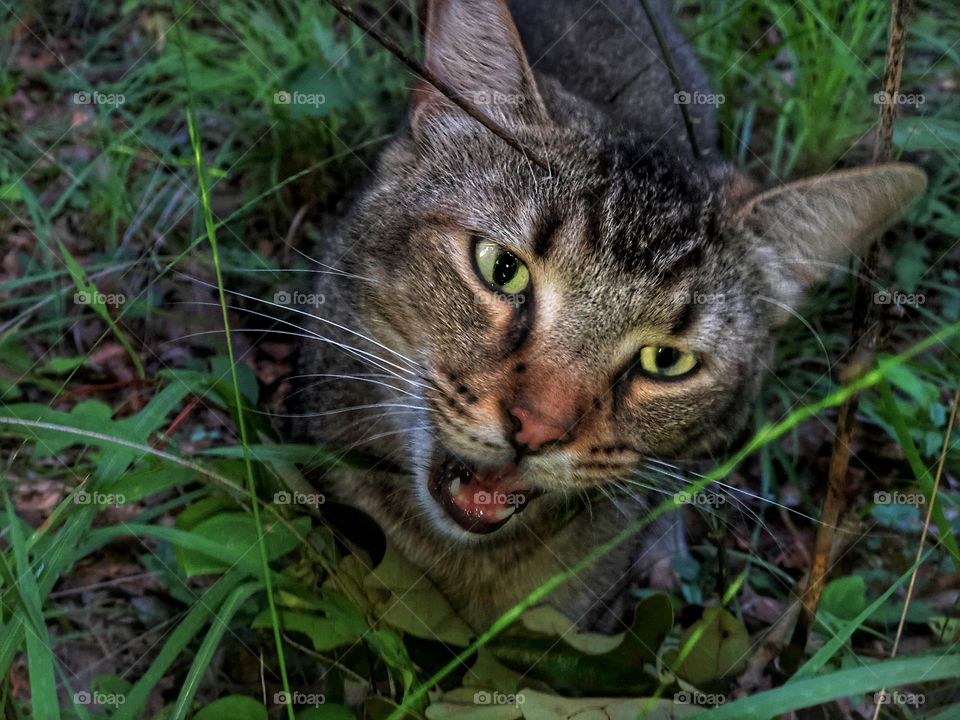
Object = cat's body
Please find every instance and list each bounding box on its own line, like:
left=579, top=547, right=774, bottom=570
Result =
left=295, top=0, right=924, bottom=632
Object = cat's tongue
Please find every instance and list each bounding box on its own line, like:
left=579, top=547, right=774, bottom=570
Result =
left=448, top=464, right=526, bottom=517
left=430, top=456, right=536, bottom=534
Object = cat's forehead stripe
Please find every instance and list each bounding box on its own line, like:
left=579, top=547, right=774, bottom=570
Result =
left=531, top=210, right=563, bottom=257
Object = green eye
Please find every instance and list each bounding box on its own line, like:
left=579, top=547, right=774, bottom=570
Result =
left=474, top=239, right=530, bottom=295
left=638, top=346, right=699, bottom=379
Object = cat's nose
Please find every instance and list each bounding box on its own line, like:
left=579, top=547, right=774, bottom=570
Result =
left=509, top=406, right=570, bottom=451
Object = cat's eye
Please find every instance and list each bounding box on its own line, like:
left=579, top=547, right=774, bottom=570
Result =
left=638, top=346, right=699, bottom=379
left=474, top=239, right=530, bottom=295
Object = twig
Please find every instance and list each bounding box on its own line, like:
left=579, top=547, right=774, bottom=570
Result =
left=318, top=0, right=551, bottom=171
left=870, top=389, right=960, bottom=719
left=787, top=0, right=911, bottom=668
left=637, top=0, right=702, bottom=158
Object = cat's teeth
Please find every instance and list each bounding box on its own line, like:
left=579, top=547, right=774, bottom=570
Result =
left=450, top=477, right=461, bottom=496
left=491, top=505, right=516, bottom=522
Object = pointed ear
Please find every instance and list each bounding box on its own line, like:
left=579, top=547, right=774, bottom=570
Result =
left=411, top=0, right=549, bottom=136
left=733, top=162, right=927, bottom=322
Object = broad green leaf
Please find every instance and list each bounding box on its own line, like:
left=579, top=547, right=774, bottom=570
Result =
left=668, top=607, right=749, bottom=687
left=91, top=674, right=132, bottom=699
left=117, top=381, right=193, bottom=441
left=81, top=523, right=295, bottom=594
left=297, top=706, right=355, bottom=720
left=820, top=576, right=866, bottom=621
left=174, top=511, right=310, bottom=576
left=0, top=181, right=23, bottom=202
left=194, top=695, right=268, bottom=720
left=38, top=356, right=87, bottom=374
left=876, top=378, right=960, bottom=566
left=891, top=241, right=930, bottom=292
left=518, top=607, right=621, bottom=655
left=929, top=616, right=960, bottom=644
left=368, top=628, right=418, bottom=695
left=463, top=649, right=525, bottom=693
left=893, top=118, right=960, bottom=151
left=489, top=595, right=672, bottom=695
left=427, top=687, right=697, bottom=720
left=365, top=542, right=473, bottom=647
left=252, top=609, right=360, bottom=651
left=794, top=550, right=931, bottom=678
left=174, top=494, right=238, bottom=533
left=109, top=462, right=196, bottom=504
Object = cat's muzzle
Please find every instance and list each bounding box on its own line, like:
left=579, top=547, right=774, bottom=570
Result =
left=428, top=454, right=541, bottom=534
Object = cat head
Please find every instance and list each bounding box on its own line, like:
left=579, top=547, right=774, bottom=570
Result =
left=343, top=0, right=926, bottom=540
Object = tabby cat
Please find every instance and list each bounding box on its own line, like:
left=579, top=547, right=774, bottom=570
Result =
left=297, top=0, right=925, bottom=632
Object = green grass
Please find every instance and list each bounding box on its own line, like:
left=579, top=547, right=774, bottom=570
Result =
left=1, top=0, right=960, bottom=717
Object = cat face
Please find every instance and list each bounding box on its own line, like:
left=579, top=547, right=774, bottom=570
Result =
left=340, top=0, right=925, bottom=541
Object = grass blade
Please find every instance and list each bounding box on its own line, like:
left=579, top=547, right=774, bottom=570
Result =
left=179, top=20, right=295, bottom=716
left=2, top=488, right=61, bottom=720
left=112, top=569, right=246, bottom=720
left=170, top=581, right=263, bottom=719
left=689, top=654, right=960, bottom=719
left=876, top=377, right=960, bottom=565
left=791, top=546, right=935, bottom=679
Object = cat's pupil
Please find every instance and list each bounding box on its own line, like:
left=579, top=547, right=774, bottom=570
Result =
left=493, top=251, right=519, bottom=288
left=655, top=347, right=680, bottom=370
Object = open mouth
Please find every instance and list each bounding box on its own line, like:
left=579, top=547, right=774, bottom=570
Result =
left=428, top=453, right=541, bottom=534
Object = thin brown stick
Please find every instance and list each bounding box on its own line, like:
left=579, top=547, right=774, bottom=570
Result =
left=787, top=0, right=911, bottom=668
left=636, top=0, right=702, bottom=158
left=870, top=389, right=959, bottom=719
left=319, top=0, right=551, bottom=171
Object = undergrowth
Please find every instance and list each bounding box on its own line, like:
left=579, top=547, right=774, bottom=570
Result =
left=1, top=0, right=958, bottom=718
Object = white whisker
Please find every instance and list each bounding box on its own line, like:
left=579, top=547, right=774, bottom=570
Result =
left=179, top=274, right=421, bottom=371
left=171, top=299, right=423, bottom=385
left=285, top=372, right=418, bottom=396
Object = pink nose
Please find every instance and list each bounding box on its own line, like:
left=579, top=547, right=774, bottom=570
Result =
left=510, top=407, right=569, bottom=451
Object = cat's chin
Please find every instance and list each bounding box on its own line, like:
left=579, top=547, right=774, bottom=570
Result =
left=425, top=451, right=543, bottom=537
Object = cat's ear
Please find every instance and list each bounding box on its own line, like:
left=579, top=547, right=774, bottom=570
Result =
left=410, top=0, right=549, bottom=136
left=732, top=162, right=927, bottom=323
